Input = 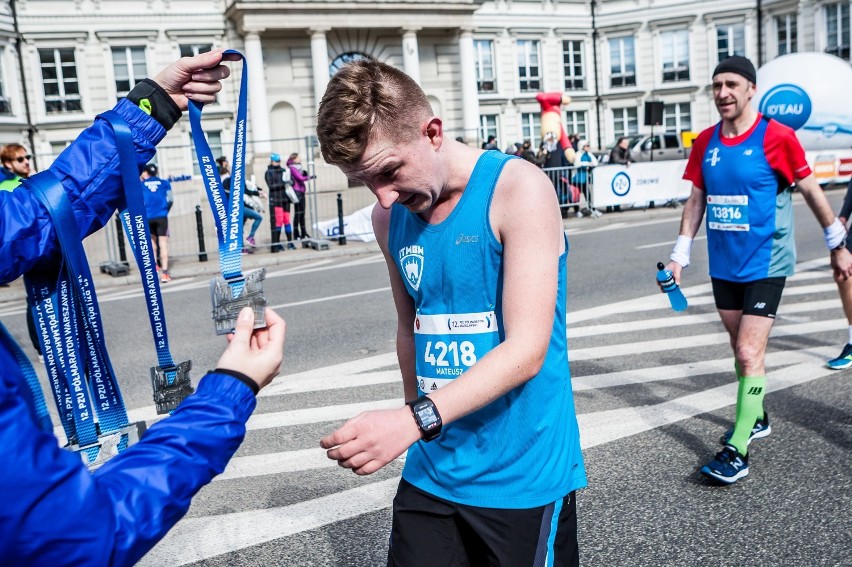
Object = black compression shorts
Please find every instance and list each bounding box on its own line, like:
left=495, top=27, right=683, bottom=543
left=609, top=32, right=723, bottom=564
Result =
left=148, top=217, right=169, bottom=237
left=387, top=479, right=579, bottom=567
left=711, top=276, right=786, bottom=318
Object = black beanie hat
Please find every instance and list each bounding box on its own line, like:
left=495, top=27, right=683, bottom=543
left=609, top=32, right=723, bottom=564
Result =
left=712, top=55, right=756, bottom=84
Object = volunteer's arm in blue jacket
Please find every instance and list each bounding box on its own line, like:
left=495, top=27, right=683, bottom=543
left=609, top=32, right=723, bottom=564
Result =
left=0, top=52, right=284, bottom=566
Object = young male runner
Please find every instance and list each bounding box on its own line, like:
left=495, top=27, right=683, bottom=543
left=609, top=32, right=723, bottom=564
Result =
left=664, top=56, right=852, bottom=484
left=317, top=59, right=586, bottom=565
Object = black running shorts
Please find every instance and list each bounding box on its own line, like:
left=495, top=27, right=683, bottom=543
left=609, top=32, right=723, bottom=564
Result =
left=387, top=479, right=579, bottom=567
left=711, top=276, right=786, bottom=318
left=148, top=217, right=169, bottom=237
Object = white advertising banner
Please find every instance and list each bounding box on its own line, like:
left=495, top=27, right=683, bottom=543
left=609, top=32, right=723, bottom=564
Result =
left=314, top=204, right=377, bottom=242
left=591, top=160, right=691, bottom=208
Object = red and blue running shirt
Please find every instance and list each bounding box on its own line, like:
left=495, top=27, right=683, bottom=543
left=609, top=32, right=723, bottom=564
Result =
left=683, top=114, right=812, bottom=282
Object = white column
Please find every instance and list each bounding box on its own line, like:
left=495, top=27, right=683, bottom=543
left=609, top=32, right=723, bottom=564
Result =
left=402, top=28, right=421, bottom=84
left=310, top=28, right=331, bottom=108
left=458, top=29, right=480, bottom=143
left=243, top=31, right=272, bottom=154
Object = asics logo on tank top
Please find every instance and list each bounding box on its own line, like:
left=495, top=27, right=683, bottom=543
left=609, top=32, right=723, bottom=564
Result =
left=455, top=233, right=479, bottom=245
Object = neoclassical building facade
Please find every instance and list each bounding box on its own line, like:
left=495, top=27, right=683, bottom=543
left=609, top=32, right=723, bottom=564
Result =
left=0, top=0, right=849, bottom=179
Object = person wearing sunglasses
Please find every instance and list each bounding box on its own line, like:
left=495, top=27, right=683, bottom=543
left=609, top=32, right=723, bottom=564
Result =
left=0, top=144, right=39, bottom=353
left=0, top=144, right=32, bottom=191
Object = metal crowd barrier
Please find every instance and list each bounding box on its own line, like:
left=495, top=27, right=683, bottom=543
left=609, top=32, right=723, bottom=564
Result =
left=540, top=165, right=598, bottom=218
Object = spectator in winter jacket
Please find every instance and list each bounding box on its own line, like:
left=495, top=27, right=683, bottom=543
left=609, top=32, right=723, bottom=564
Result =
left=609, top=136, right=632, bottom=166
left=265, top=152, right=296, bottom=251
left=0, top=50, right=286, bottom=567
left=287, top=152, right=314, bottom=240
left=572, top=140, right=599, bottom=214
left=519, top=140, right=538, bottom=165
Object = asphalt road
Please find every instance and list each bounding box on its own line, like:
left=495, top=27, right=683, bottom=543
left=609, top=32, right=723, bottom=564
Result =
left=1, top=190, right=850, bottom=566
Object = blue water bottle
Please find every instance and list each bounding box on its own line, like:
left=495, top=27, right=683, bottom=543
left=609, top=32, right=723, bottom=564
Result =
left=656, top=262, right=688, bottom=312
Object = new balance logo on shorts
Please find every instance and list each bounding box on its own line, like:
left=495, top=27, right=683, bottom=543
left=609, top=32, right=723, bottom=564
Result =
left=747, top=386, right=763, bottom=395
left=754, top=302, right=766, bottom=309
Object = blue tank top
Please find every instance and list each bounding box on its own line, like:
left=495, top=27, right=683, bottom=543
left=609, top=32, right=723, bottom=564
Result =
left=701, top=119, right=795, bottom=282
left=388, top=151, right=586, bottom=509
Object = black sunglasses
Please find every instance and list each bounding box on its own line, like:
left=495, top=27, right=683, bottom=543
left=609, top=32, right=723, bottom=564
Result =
left=15, top=155, right=32, bottom=163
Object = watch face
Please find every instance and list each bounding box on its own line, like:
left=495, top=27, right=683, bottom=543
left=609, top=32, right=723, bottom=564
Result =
left=416, top=404, right=437, bottom=428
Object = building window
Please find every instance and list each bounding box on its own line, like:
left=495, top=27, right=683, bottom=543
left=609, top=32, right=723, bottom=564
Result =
left=825, top=3, right=851, bottom=60
left=661, top=30, right=690, bottom=82
left=517, top=40, right=541, bottom=92
left=562, top=40, right=585, bottom=90
left=475, top=40, right=496, bottom=93
left=776, top=14, right=798, bottom=56
left=50, top=141, right=70, bottom=158
left=612, top=107, right=638, bottom=139
left=39, top=48, right=82, bottom=114
left=0, top=61, right=11, bottom=115
left=112, top=46, right=147, bottom=101
left=189, top=131, right=223, bottom=176
left=180, top=44, right=213, bottom=58
left=479, top=114, right=498, bottom=148
left=564, top=110, right=588, bottom=142
left=329, top=51, right=369, bottom=76
left=663, top=103, right=691, bottom=132
left=717, top=23, right=746, bottom=61
left=521, top=112, right=541, bottom=148
left=609, top=37, right=636, bottom=88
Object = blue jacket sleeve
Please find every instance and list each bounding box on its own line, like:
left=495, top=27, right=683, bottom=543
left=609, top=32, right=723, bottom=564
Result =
left=0, top=98, right=165, bottom=283
left=0, top=98, right=256, bottom=565
left=0, top=370, right=255, bottom=566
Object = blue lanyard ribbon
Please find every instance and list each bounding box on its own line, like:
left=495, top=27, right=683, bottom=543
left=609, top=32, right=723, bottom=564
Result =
left=26, top=270, right=76, bottom=442
left=100, top=110, right=192, bottom=414
left=188, top=49, right=248, bottom=296
left=101, top=111, right=175, bottom=371
left=24, top=171, right=130, bottom=461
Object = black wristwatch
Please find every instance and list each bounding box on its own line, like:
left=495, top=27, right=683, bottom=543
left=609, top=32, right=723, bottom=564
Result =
left=407, top=396, right=442, bottom=442
left=833, top=240, right=847, bottom=251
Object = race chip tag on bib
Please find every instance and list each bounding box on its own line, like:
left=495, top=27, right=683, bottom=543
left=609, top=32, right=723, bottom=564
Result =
left=707, top=194, right=750, bottom=231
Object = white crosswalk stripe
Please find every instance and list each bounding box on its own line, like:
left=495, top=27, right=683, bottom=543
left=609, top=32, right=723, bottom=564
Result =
left=138, top=259, right=848, bottom=565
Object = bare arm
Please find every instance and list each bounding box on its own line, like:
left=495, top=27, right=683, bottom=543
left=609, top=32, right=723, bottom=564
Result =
left=664, top=184, right=706, bottom=284
left=372, top=204, right=419, bottom=403
left=797, top=174, right=840, bottom=228
left=427, top=159, right=562, bottom=423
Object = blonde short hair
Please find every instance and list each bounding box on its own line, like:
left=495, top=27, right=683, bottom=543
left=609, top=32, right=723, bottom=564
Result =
left=316, top=59, right=432, bottom=166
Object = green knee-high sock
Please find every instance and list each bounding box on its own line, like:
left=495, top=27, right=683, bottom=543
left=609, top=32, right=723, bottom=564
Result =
left=729, top=375, right=766, bottom=455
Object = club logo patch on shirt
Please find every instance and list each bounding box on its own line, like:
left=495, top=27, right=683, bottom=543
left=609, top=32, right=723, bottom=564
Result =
left=399, top=244, right=424, bottom=292
left=707, top=147, right=721, bottom=167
